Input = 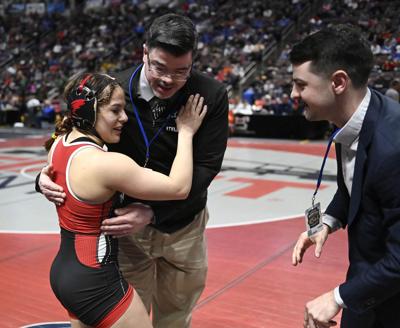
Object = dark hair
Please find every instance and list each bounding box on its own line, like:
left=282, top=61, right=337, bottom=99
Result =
left=289, top=24, right=374, bottom=89
left=44, top=72, right=121, bottom=151
left=391, top=79, right=400, bottom=87
left=145, top=13, right=198, bottom=57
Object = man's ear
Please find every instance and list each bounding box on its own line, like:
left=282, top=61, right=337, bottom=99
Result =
left=331, top=70, right=349, bottom=95
left=143, top=44, right=148, bottom=63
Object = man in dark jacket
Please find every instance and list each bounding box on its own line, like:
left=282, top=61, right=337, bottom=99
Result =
left=291, top=24, right=400, bottom=328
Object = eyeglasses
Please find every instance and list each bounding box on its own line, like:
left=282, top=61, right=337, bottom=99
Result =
left=147, top=54, right=191, bottom=82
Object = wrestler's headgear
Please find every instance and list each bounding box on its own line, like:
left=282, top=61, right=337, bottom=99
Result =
left=67, top=74, right=98, bottom=131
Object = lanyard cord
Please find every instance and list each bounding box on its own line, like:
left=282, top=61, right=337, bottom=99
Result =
left=312, top=129, right=340, bottom=206
left=128, top=64, right=173, bottom=167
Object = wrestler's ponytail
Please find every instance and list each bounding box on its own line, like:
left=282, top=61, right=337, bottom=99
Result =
left=44, top=116, right=73, bottom=152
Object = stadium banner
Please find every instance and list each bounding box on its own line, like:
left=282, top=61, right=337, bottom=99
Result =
left=26, top=3, right=46, bottom=15
left=85, top=0, right=105, bottom=9
left=7, top=3, right=25, bottom=14
left=47, top=1, right=66, bottom=14
left=104, top=0, right=122, bottom=5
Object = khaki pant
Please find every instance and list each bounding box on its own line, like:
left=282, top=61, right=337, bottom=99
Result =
left=118, top=208, right=209, bottom=328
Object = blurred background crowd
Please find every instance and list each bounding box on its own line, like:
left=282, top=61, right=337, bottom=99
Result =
left=0, top=0, right=399, bottom=133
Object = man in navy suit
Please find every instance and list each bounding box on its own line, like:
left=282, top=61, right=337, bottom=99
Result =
left=290, top=25, right=400, bottom=328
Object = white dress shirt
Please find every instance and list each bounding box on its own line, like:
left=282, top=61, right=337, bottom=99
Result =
left=322, top=88, right=371, bottom=307
left=139, top=64, right=155, bottom=102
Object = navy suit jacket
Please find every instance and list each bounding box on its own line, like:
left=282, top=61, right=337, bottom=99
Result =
left=325, top=89, right=400, bottom=326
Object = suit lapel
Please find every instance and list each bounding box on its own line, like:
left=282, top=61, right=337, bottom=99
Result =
left=348, top=146, right=366, bottom=226
left=347, top=89, right=380, bottom=226
left=335, top=143, right=347, bottom=193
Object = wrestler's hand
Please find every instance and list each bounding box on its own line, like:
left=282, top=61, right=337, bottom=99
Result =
left=292, top=224, right=330, bottom=266
left=176, top=93, right=207, bottom=136
left=101, top=203, right=154, bottom=237
left=39, top=164, right=66, bottom=205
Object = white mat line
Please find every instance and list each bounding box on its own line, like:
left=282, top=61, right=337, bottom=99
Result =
left=207, top=213, right=305, bottom=228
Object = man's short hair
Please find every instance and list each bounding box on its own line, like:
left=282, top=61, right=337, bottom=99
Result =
left=145, top=13, right=198, bottom=57
left=289, top=24, right=374, bottom=88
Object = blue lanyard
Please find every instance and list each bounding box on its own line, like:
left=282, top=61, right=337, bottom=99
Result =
left=128, top=64, right=173, bottom=167
left=312, top=128, right=340, bottom=206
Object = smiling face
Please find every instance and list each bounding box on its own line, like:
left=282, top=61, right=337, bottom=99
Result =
left=291, top=61, right=336, bottom=123
left=95, top=86, right=127, bottom=144
left=143, top=46, right=192, bottom=99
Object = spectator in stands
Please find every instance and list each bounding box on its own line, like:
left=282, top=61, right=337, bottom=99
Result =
left=385, top=78, right=400, bottom=102
left=41, top=99, right=56, bottom=124
left=274, top=93, right=292, bottom=115
left=242, top=85, right=256, bottom=105
left=25, top=97, right=41, bottom=128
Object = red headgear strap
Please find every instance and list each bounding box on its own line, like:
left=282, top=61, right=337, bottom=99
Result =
left=77, top=74, right=92, bottom=93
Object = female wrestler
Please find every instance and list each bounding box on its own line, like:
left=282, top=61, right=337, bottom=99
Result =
left=44, top=72, right=206, bottom=328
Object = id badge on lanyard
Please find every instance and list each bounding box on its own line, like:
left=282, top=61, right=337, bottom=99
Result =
left=305, top=129, right=339, bottom=237
left=305, top=202, right=323, bottom=237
